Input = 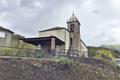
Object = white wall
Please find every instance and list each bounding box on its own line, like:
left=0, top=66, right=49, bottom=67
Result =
left=81, top=40, right=88, bottom=57
left=39, top=29, right=65, bottom=42
left=39, top=29, right=70, bottom=50
left=65, top=30, right=70, bottom=51
left=0, top=29, right=13, bottom=47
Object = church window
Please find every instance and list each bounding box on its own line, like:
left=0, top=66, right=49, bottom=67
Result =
left=70, top=38, right=73, bottom=45
left=70, top=24, right=75, bottom=32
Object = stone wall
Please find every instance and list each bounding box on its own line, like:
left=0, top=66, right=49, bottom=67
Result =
left=0, top=29, right=13, bottom=47
left=81, top=40, right=88, bottom=57
left=39, top=29, right=70, bottom=50
left=0, top=57, right=118, bottom=80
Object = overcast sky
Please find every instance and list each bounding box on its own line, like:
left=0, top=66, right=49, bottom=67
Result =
left=0, top=0, right=120, bottom=46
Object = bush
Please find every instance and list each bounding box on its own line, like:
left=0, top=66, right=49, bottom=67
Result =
left=0, top=48, right=17, bottom=56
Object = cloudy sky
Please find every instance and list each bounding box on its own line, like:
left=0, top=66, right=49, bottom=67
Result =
left=0, top=0, right=120, bottom=46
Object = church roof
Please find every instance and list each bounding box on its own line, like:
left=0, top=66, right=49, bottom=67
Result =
left=39, top=27, right=69, bottom=32
left=81, top=39, right=88, bottom=48
left=21, top=36, right=65, bottom=46
left=0, top=26, right=14, bottom=33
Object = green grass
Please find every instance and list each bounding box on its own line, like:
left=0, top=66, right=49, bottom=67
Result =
left=88, top=47, right=115, bottom=61
left=0, top=47, right=46, bottom=58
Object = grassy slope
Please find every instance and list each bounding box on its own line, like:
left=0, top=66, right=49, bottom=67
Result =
left=101, top=44, right=120, bottom=53
left=88, top=46, right=120, bottom=60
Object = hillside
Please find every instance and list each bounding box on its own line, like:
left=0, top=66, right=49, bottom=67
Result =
left=0, top=57, right=118, bottom=80
left=88, top=46, right=120, bottom=60
left=101, top=44, right=120, bottom=54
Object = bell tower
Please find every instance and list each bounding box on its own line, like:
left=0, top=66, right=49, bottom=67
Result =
left=67, top=13, right=81, bottom=54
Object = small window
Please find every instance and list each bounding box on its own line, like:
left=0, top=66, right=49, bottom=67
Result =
left=0, top=32, right=5, bottom=38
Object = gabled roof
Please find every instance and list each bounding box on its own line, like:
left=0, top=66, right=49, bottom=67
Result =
left=81, top=39, right=88, bottom=48
left=39, top=27, right=69, bottom=32
left=0, top=26, right=14, bottom=33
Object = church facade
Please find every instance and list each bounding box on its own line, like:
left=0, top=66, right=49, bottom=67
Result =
left=22, top=14, right=88, bottom=57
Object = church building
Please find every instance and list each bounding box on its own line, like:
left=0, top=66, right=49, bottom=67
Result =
left=22, top=14, right=88, bottom=57
left=0, top=26, right=14, bottom=47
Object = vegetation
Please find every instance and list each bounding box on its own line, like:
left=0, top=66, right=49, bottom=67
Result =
left=115, top=65, right=120, bottom=79
left=101, top=44, right=120, bottom=57
left=88, top=46, right=119, bottom=60
left=0, top=34, right=43, bottom=57
left=11, top=34, right=37, bottom=49
left=50, top=57, right=80, bottom=71
left=0, top=57, right=118, bottom=80
left=0, top=47, right=46, bottom=58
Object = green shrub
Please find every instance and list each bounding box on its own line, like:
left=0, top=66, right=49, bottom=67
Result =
left=0, top=48, right=17, bottom=56
left=95, top=49, right=115, bottom=60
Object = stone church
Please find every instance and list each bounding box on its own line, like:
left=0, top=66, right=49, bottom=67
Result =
left=22, top=14, right=88, bottom=57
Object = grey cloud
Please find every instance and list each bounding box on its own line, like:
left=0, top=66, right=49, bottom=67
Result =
left=0, top=0, right=120, bottom=46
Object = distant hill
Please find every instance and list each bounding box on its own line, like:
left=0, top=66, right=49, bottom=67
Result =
left=88, top=45, right=120, bottom=60
left=101, top=44, right=120, bottom=53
